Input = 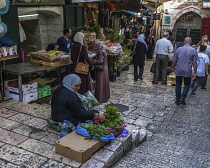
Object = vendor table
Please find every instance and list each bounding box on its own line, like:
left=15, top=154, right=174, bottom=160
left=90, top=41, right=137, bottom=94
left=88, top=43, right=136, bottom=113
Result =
left=2, top=62, right=72, bottom=102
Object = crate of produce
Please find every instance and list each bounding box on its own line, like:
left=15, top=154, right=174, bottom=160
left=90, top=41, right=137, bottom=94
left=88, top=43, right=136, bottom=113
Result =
left=38, top=84, right=51, bottom=99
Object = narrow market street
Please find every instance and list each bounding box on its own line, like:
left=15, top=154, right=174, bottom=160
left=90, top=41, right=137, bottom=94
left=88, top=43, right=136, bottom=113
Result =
left=0, top=60, right=210, bottom=167
left=113, top=64, right=210, bottom=167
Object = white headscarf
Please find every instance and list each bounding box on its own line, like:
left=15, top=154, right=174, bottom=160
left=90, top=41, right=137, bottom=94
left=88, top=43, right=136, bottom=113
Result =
left=63, top=74, right=81, bottom=92
left=138, top=34, right=148, bottom=49
left=73, top=32, right=85, bottom=45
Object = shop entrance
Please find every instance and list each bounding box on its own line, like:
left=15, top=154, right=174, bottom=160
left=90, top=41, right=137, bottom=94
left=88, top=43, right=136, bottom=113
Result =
left=173, top=12, right=202, bottom=46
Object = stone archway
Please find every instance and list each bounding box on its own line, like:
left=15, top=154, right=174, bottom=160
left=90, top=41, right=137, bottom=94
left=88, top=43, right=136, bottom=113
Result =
left=171, top=6, right=209, bottom=30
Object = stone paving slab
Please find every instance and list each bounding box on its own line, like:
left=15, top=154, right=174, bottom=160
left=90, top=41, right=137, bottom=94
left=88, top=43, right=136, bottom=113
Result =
left=12, top=125, right=49, bottom=140
left=0, top=108, right=18, bottom=118
left=40, top=159, right=66, bottom=168
left=18, top=138, right=81, bottom=167
left=0, top=159, right=19, bottom=168
left=0, top=128, right=28, bottom=145
left=0, top=144, right=47, bottom=167
left=0, top=117, right=21, bottom=130
left=9, top=113, right=48, bottom=129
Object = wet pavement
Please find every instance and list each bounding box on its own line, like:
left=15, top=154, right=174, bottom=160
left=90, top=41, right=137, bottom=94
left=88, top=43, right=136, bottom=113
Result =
left=0, top=60, right=210, bottom=167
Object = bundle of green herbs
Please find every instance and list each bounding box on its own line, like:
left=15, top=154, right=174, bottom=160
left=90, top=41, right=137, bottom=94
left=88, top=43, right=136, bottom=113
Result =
left=81, top=124, right=111, bottom=139
left=100, top=105, right=124, bottom=130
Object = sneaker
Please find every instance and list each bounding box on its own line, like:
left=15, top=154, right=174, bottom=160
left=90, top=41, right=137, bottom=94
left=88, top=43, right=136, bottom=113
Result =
left=190, top=92, right=196, bottom=96
left=180, top=99, right=186, bottom=105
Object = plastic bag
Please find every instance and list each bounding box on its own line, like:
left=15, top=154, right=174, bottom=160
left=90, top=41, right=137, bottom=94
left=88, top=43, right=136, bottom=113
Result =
left=78, top=91, right=99, bottom=110
left=76, top=123, right=115, bottom=142
left=84, top=90, right=99, bottom=106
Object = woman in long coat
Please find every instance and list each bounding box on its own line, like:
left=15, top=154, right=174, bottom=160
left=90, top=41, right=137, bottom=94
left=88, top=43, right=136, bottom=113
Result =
left=91, top=40, right=110, bottom=103
left=71, top=32, right=93, bottom=94
left=132, top=34, right=147, bottom=81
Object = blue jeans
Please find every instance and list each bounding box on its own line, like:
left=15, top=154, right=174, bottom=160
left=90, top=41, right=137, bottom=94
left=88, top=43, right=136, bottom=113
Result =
left=176, top=76, right=191, bottom=102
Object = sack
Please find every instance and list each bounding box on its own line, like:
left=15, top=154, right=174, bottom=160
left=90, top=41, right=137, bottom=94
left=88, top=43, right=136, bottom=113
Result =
left=150, top=62, right=156, bottom=73
left=75, top=44, right=89, bottom=75
left=94, top=64, right=104, bottom=71
left=75, top=62, right=89, bottom=75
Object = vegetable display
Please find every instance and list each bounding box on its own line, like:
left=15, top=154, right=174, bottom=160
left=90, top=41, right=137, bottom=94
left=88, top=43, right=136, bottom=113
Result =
left=100, top=105, right=124, bottom=130
left=81, top=124, right=111, bottom=139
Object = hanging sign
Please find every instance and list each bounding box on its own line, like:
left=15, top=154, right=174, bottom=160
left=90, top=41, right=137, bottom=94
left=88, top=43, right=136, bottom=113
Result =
left=72, top=0, right=101, bottom=2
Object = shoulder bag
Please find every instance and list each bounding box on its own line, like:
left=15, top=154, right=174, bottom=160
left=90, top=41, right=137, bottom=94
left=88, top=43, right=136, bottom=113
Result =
left=75, top=45, right=89, bottom=75
left=94, top=64, right=104, bottom=71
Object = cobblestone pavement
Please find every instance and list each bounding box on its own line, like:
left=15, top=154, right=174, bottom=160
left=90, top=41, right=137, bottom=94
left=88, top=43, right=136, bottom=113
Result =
left=0, top=60, right=209, bottom=167
left=114, top=62, right=210, bottom=168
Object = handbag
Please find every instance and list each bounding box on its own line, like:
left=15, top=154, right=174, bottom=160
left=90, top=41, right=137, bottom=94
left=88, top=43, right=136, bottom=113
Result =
left=75, top=45, right=89, bottom=75
left=94, top=64, right=104, bottom=71
left=150, top=62, right=156, bottom=73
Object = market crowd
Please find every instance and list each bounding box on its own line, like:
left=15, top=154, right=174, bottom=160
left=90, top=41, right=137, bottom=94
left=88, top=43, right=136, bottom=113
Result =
left=50, top=26, right=210, bottom=129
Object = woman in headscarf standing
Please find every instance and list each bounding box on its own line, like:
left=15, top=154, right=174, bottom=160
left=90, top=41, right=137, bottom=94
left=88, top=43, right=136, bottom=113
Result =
left=132, top=34, right=148, bottom=81
left=71, top=32, right=93, bottom=94
left=90, top=40, right=110, bottom=103
left=51, top=74, right=105, bottom=126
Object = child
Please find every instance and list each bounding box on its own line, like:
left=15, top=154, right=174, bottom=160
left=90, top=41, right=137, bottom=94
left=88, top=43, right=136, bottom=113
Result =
left=191, top=45, right=209, bottom=95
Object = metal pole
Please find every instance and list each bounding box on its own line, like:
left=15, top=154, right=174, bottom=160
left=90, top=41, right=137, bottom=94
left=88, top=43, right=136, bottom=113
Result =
left=0, top=61, right=4, bottom=102
left=18, top=75, right=23, bottom=102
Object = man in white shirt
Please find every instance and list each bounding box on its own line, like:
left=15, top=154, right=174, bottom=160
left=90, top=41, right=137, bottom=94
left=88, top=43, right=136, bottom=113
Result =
left=153, top=32, right=173, bottom=84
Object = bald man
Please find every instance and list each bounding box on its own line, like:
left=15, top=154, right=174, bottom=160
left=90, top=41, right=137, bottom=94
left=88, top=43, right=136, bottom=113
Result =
left=172, top=37, right=198, bottom=105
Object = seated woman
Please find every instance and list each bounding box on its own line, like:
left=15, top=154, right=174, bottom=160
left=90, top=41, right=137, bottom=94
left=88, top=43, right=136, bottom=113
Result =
left=51, top=74, right=105, bottom=126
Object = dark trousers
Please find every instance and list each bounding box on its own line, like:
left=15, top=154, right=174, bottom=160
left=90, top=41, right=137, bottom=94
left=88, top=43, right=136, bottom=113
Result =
left=176, top=76, right=191, bottom=102
left=192, top=76, right=203, bottom=93
left=134, top=65, right=144, bottom=80
left=154, top=54, right=168, bottom=83
left=200, top=65, right=210, bottom=88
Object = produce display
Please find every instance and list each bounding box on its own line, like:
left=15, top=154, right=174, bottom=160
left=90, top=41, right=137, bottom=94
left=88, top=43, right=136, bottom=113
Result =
left=81, top=124, right=111, bottom=139
left=104, top=43, right=122, bottom=55
left=77, top=105, right=125, bottom=140
left=101, top=105, right=124, bottom=130
left=30, top=50, right=70, bottom=62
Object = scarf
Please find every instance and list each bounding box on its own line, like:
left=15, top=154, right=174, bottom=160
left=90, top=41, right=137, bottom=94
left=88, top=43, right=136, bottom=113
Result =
left=73, top=32, right=85, bottom=45
left=138, top=34, right=148, bottom=49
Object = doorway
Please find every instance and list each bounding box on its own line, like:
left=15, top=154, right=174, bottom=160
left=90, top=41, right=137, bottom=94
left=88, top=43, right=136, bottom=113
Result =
left=173, top=11, right=202, bottom=46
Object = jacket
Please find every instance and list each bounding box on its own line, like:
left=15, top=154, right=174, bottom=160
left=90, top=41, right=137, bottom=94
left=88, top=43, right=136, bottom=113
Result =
left=51, top=85, right=98, bottom=126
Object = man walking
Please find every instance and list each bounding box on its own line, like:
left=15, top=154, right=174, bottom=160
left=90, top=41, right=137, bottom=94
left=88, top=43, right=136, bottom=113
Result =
left=153, top=32, right=173, bottom=84
left=172, top=37, right=198, bottom=105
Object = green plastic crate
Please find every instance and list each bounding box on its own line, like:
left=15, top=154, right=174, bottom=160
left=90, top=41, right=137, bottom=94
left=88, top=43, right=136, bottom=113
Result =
left=38, top=84, right=51, bottom=99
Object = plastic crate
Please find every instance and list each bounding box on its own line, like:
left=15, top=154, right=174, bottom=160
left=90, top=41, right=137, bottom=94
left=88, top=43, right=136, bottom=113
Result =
left=38, top=84, right=51, bottom=99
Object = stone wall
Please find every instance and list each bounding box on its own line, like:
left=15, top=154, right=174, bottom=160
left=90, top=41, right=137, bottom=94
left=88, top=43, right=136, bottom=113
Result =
left=19, top=7, right=63, bottom=57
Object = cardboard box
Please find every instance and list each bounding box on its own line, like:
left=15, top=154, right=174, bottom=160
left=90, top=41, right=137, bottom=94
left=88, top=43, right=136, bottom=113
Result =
left=55, top=131, right=107, bottom=163
left=5, top=90, right=38, bottom=103
left=4, top=80, right=37, bottom=94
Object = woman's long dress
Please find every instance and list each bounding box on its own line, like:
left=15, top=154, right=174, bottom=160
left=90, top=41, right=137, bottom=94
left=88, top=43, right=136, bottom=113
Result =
left=91, top=51, right=110, bottom=103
